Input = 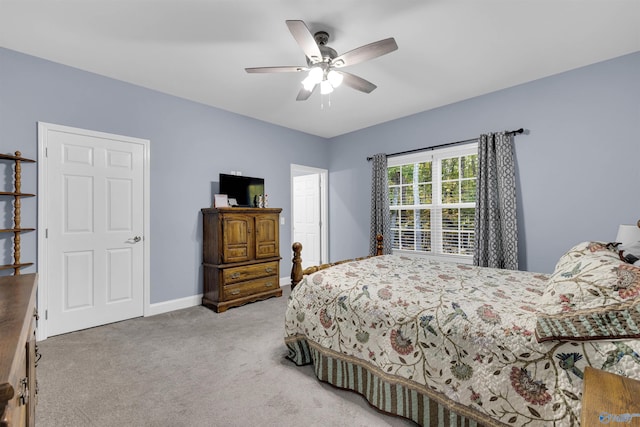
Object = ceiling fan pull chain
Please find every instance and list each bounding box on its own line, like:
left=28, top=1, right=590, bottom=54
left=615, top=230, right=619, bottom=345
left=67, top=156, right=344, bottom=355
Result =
left=321, top=93, right=331, bottom=110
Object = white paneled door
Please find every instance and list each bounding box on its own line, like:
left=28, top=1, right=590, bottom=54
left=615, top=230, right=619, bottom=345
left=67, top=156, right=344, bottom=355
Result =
left=39, top=123, right=148, bottom=337
left=291, top=165, right=328, bottom=270
left=293, top=173, right=320, bottom=268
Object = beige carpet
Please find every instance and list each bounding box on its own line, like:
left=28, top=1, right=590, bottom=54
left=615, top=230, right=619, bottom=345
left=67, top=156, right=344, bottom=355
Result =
left=35, top=286, right=416, bottom=426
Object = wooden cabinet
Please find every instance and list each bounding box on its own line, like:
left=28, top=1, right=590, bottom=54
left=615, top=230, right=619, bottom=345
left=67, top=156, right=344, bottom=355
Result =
left=202, top=208, right=282, bottom=312
left=255, top=214, right=280, bottom=259
left=0, top=274, right=38, bottom=427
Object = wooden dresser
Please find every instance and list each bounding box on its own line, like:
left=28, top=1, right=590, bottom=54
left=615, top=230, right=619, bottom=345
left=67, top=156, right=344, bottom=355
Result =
left=0, top=274, right=38, bottom=427
left=201, top=207, right=282, bottom=312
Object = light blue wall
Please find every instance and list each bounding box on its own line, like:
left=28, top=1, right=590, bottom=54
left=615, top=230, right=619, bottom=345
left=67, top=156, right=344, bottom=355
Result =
left=0, top=47, right=328, bottom=302
left=2, top=47, right=639, bottom=307
left=327, top=51, right=640, bottom=273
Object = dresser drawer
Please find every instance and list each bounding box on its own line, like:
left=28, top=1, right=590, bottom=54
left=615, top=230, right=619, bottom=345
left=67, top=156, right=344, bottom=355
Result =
left=223, top=261, right=278, bottom=284
left=223, top=275, right=279, bottom=300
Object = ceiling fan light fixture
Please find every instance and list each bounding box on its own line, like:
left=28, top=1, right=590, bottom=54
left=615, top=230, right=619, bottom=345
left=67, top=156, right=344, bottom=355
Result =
left=247, top=20, right=398, bottom=101
left=327, top=70, right=343, bottom=88
left=301, top=76, right=316, bottom=91
left=320, top=79, right=334, bottom=95
left=302, top=66, right=323, bottom=91
left=308, top=67, right=323, bottom=83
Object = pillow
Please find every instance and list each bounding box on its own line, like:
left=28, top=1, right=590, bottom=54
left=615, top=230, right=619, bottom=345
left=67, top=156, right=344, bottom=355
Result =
left=535, top=241, right=640, bottom=342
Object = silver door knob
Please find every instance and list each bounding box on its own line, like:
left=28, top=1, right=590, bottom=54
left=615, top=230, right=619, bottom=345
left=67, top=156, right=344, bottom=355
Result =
left=130, top=236, right=142, bottom=243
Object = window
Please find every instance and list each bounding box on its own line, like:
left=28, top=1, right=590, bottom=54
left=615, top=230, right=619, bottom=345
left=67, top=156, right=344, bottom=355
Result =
left=388, top=144, right=478, bottom=258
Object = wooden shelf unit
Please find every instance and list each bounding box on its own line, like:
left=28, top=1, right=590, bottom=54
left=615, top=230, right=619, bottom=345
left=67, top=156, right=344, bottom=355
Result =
left=0, top=152, right=36, bottom=275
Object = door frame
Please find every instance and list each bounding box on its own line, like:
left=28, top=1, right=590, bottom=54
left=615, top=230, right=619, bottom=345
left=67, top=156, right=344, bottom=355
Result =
left=37, top=122, right=151, bottom=340
left=290, top=164, right=328, bottom=265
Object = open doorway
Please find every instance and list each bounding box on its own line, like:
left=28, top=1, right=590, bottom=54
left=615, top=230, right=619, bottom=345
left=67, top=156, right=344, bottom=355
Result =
left=290, top=164, right=328, bottom=269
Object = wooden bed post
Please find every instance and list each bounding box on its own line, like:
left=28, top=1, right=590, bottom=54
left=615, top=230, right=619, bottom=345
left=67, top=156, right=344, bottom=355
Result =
left=376, top=234, right=384, bottom=256
left=291, top=242, right=303, bottom=290
left=290, top=235, right=385, bottom=290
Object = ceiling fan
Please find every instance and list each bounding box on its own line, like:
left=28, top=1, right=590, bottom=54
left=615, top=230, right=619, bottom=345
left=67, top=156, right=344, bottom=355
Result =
left=245, top=20, right=398, bottom=101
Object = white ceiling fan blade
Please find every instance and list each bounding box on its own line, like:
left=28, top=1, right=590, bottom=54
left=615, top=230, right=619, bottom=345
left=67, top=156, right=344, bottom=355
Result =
left=332, top=38, right=398, bottom=68
left=245, top=66, right=307, bottom=73
left=286, top=20, right=323, bottom=63
left=296, top=84, right=317, bottom=101
left=337, top=71, right=377, bottom=93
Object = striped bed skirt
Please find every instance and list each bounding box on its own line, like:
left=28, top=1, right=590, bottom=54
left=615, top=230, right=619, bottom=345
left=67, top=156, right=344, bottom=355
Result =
left=285, top=336, right=502, bottom=427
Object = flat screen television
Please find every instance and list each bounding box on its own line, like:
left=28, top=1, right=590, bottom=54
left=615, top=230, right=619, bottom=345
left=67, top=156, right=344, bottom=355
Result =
left=219, top=173, right=264, bottom=207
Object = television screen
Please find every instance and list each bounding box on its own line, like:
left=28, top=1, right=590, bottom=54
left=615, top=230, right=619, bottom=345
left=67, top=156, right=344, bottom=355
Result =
left=219, top=174, right=264, bottom=207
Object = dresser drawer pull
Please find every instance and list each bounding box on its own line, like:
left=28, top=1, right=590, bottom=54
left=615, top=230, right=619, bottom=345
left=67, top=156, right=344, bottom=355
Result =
left=35, top=344, right=42, bottom=367
left=265, top=267, right=274, bottom=273
left=18, top=378, right=28, bottom=406
left=230, top=272, right=241, bottom=279
left=230, top=290, right=241, bottom=295
left=265, top=282, right=274, bottom=288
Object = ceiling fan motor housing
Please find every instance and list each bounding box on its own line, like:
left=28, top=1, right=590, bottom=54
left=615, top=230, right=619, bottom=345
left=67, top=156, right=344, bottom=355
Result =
left=314, top=31, right=329, bottom=45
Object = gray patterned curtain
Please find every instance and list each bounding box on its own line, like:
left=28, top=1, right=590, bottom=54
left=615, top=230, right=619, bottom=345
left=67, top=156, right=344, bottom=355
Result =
left=473, top=132, right=518, bottom=270
left=370, top=153, right=392, bottom=255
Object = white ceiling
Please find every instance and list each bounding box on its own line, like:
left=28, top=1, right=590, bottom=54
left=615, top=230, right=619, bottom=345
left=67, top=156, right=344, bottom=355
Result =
left=1, top=1, right=639, bottom=138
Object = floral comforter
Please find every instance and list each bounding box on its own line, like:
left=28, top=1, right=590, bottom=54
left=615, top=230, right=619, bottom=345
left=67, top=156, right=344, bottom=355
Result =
left=284, top=255, right=640, bottom=426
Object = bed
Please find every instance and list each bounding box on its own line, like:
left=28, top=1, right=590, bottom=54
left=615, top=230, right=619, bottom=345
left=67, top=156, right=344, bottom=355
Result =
left=284, top=239, right=640, bottom=426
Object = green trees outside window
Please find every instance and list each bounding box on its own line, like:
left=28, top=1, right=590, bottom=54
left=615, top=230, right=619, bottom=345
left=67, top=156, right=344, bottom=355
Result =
left=388, top=148, right=477, bottom=256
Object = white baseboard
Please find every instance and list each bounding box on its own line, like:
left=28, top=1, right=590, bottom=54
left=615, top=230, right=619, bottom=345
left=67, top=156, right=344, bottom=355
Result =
left=146, top=277, right=291, bottom=317
left=147, top=294, right=203, bottom=316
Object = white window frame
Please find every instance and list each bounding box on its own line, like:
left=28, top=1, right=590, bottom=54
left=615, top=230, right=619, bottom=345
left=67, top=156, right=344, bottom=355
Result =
left=388, top=143, right=478, bottom=264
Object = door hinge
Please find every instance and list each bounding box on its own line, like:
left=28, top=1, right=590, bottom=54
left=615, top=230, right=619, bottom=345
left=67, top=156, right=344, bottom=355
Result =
left=45, top=310, right=48, bottom=320
left=45, top=147, right=48, bottom=157
left=45, top=228, right=48, bottom=238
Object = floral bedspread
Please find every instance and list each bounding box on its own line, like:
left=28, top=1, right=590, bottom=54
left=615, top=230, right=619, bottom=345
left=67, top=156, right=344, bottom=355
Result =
left=284, top=255, right=640, bottom=426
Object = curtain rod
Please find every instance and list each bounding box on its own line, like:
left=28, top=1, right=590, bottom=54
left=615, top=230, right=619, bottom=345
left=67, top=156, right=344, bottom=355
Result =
left=366, top=128, right=524, bottom=161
